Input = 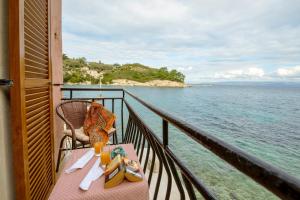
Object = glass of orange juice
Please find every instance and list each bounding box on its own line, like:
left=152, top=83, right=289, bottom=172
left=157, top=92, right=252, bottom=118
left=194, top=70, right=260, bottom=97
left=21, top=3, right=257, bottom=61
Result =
left=94, top=141, right=104, bottom=156
left=101, top=151, right=111, bottom=168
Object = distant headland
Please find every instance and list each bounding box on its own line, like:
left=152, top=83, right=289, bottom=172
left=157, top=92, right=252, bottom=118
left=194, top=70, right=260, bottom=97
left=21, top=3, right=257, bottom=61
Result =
left=63, top=54, right=187, bottom=88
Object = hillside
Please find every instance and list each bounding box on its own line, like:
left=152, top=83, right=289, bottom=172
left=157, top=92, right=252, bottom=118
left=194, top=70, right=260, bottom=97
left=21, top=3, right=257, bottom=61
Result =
left=63, top=54, right=185, bottom=85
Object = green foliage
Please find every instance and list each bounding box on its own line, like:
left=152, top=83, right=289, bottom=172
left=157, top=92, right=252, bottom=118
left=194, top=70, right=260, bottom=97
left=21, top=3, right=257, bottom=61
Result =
left=63, top=53, right=69, bottom=60
left=63, top=54, right=185, bottom=84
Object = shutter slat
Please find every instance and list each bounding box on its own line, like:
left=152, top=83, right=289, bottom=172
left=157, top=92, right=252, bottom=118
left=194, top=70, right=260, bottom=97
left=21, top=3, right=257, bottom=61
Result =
left=27, top=122, right=50, bottom=145
left=24, top=12, right=47, bottom=37
left=26, top=95, right=49, bottom=107
left=26, top=109, right=49, bottom=125
left=25, top=1, right=47, bottom=30
left=26, top=113, right=49, bottom=131
left=31, top=176, right=46, bottom=200
left=28, top=133, right=50, bottom=165
left=36, top=0, right=47, bottom=10
left=31, top=0, right=46, bottom=16
left=26, top=0, right=47, bottom=22
left=25, top=89, right=48, bottom=98
left=24, top=30, right=48, bottom=51
left=29, top=150, right=51, bottom=182
left=24, top=25, right=48, bottom=49
left=28, top=134, right=50, bottom=169
left=25, top=71, right=48, bottom=79
left=24, top=37, right=48, bottom=56
left=27, top=123, right=49, bottom=147
left=39, top=180, right=52, bottom=200
left=30, top=161, right=50, bottom=200
left=25, top=52, right=48, bottom=65
left=25, top=58, right=48, bottom=70
left=24, top=13, right=47, bottom=39
left=36, top=169, right=52, bottom=200
left=29, top=148, right=48, bottom=181
left=25, top=65, right=48, bottom=75
left=26, top=117, right=49, bottom=136
left=28, top=138, right=50, bottom=187
left=26, top=99, right=49, bottom=113
left=25, top=103, right=49, bottom=119
left=24, top=32, right=48, bottom=55
left=25, top=45, right=48, bottom=60
left=28, top=148, right=51, bottom=191
left=31, top=159, right=51, bottom=200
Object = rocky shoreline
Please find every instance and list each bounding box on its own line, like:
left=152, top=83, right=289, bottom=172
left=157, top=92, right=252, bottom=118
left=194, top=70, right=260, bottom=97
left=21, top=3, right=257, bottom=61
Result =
left=66, top=79, right=188, bottom=88
left=111, top=79, right=188, bottom=88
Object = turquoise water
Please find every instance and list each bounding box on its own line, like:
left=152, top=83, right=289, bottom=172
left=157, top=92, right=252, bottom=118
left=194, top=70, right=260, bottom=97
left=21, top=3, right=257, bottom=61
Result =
left=64, top=82, right=300, bottom=199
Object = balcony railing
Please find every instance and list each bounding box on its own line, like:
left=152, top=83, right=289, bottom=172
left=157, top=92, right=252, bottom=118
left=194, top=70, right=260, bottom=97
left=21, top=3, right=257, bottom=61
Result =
left=61, top=87, right=300, bottom=200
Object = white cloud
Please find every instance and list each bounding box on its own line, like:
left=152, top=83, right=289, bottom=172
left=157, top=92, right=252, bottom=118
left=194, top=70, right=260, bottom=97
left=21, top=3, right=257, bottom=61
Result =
left=277, top=66, right=300, bottom=78
left=62, top=0, right=300, bottom=82
left=214, top=67, right=265, bottom=79
left=176, top=66, right=193, bottom=72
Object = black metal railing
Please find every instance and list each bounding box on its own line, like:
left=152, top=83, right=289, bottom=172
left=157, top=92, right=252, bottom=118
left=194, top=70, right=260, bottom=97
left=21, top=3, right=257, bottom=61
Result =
left=61, top=87, right=300, bottom=200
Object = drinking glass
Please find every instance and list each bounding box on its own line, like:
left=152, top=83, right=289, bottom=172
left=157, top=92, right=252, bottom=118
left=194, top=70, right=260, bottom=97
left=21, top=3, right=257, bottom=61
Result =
left=101, top=151, right=111, bottom=168
left=94, top=141, right=104, bottom=156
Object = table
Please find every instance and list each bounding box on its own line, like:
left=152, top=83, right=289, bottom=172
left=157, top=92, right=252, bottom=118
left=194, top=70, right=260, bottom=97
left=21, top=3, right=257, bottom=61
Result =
left=49, top=144, right=149, bottom=200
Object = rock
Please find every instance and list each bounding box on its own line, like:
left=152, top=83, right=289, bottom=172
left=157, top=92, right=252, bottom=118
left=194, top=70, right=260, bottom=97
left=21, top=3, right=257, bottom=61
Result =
left=111, top=79, right=187, bottom=88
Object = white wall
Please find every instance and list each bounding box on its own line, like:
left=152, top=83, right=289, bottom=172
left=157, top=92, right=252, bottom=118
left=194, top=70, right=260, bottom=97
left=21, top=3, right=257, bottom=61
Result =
left=0, top=0, right=14, bottom=199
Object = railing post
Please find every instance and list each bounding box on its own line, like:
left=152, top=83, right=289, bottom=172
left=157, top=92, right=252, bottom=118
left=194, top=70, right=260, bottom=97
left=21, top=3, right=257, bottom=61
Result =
left=163, top=119, right=168, bottom=147
left=121, top=90, right=125, bottom=142
left=70, top=89, right=73, bottom=99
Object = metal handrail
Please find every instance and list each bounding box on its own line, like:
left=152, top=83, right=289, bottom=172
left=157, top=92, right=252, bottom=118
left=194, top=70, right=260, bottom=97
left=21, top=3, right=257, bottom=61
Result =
left=124, top=99, right=217, bottom=199
left=124, top=89, right=300, bottom=200
left=61, top=87, right=124, bottom=91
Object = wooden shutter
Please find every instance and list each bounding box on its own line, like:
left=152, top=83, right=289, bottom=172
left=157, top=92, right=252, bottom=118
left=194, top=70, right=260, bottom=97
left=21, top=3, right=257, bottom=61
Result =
left=9, top=0, right=55, bottom=199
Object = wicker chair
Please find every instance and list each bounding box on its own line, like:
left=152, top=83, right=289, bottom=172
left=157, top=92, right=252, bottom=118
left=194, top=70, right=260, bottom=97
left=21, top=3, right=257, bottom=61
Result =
left=56, top=100, right=116, bottom=172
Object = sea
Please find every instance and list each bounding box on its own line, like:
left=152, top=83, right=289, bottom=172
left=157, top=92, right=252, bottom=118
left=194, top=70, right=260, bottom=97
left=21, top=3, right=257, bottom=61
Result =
left=64, top=82, right=300, bottom=200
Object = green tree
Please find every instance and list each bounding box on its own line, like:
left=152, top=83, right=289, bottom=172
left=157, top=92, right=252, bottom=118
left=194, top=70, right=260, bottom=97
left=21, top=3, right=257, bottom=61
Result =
left=63, top=54, right=185, bottom=84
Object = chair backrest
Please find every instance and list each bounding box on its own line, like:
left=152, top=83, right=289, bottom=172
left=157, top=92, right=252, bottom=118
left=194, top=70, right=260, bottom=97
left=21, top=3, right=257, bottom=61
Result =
left=57, top=101, right=92, bottom=129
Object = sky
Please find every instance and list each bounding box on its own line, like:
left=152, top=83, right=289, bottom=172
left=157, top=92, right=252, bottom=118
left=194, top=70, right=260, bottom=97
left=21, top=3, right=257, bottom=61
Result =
left=62, top=0, right=300, bottom=83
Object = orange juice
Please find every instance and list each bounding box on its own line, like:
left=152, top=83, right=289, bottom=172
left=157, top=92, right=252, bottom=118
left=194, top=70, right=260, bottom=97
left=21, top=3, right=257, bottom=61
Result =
left=94, top=142, right=104, bottom=156
left=101, top=151, right=111, bottom=166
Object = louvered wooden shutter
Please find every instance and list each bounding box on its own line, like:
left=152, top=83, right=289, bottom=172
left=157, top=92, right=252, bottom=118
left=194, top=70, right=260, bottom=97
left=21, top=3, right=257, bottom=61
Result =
left=9, top=0, right=55, bottom=199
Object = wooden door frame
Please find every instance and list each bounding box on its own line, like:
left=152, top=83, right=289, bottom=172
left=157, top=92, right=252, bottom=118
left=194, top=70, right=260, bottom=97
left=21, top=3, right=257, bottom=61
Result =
left=9, top=0, right=29, bottom=198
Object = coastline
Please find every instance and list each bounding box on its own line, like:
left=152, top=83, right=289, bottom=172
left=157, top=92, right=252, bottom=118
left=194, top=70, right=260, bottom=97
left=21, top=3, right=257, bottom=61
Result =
left=111, top=79, right=188, bottom=88
left=66, top=79, right=189, bottom=88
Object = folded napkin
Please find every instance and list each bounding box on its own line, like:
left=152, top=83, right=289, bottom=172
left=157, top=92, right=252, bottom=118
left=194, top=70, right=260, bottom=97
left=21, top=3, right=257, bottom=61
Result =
left=65, top=149, right=95, bottom=174
left=79, top=158, right=104, bottom=190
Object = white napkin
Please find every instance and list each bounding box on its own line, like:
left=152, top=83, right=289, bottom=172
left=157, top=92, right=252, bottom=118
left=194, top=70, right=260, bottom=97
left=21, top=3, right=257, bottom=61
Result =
left=65, top=149, right=95, bottom=174
left=79, top=158, right=104, bottom=191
